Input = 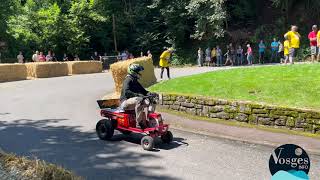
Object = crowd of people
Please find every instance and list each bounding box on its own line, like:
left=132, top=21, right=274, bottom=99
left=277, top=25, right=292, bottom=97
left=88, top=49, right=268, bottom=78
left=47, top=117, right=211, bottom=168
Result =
left=196, top=25, right=319, bottom=67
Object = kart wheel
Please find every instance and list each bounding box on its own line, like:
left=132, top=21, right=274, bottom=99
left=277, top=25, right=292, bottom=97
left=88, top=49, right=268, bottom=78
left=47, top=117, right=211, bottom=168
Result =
left=141, top=136, right=154, bottom=151
left=161, top=131, right=173, bottom=144
left=96, top=119, right=114, bottom=140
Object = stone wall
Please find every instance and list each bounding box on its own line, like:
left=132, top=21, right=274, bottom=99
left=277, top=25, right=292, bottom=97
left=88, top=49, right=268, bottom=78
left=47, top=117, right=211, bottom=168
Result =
left=159, top=94, right=320, bottom=134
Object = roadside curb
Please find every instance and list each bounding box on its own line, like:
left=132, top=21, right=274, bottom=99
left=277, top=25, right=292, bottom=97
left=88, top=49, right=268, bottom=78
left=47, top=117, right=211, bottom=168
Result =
left=161, top=112, right=320, bottom=156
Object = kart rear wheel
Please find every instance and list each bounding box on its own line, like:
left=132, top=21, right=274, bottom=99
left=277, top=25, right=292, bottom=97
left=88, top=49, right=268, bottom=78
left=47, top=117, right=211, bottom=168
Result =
left=141, top=136, right=154, bottom=151
left=96, top=119, right=114, bottom=140
left=161, top=131, right=173, bottom=144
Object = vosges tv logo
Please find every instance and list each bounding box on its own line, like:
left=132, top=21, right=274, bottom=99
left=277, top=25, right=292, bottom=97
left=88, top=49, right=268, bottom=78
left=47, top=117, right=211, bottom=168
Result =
left=269, top=144, right=310, bottom=180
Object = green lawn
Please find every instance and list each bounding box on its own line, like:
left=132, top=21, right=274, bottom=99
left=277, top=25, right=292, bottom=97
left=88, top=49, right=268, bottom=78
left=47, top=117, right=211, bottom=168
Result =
left=149, top=64, right=320, bottom=110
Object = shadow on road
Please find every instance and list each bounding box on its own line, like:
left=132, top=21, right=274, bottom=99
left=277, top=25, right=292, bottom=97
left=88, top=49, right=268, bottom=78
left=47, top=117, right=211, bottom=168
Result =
left=0, top=119, right=179, bottom=180
left=112, top=133, right=189, bottom=151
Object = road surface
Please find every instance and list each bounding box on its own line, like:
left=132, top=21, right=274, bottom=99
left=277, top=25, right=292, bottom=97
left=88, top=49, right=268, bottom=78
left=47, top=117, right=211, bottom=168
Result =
left=0, top=67, right=319, bottom=180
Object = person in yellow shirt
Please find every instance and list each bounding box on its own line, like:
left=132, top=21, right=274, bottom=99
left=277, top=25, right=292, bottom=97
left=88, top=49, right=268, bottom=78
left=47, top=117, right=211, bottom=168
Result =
left=159, top=48, right=174, bottom=80
left=211, top=48, right=217, bottom=66
left=317, top=29, right=320, bottom=61
left=283, top=37, right=290, bottom=64
left=284, top=25, right=301, bottom=64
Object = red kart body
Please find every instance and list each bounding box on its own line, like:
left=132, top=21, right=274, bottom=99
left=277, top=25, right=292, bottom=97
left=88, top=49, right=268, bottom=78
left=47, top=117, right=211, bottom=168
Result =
left=100, top=108, right=170, bottom=138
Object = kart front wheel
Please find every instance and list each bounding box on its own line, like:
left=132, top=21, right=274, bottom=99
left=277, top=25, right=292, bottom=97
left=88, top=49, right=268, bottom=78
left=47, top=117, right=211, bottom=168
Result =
left=141, top=136, right=154, bottom=151
left=96, top=119, right=114, bottom=140
left=161, top=131, right=173, bottom=144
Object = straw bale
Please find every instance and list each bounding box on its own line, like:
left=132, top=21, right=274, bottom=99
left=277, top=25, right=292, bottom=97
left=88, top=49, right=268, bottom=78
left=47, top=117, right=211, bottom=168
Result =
left=67, top=61, right=102, bottom=75
left=0, top=64, right=27, bottom=82
left=25, top=62, right=69, bottom=78
left=110, top=57, right=157, bottom=94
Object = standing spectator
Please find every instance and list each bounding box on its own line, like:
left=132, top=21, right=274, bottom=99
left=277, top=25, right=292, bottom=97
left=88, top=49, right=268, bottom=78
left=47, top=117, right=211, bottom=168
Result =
left=140, top=51, right=144, bottom=57
left=91, top=51, right=100, bottom=61
left=284, top=37, right=290, bottom=64
left=216, top=46, right=223, bottom=66
left=197, top=47, right=203, bottom=67
left=284, top=25, right=301, bottom=64
left=224, top=45, right=233, bottom=66
left=229, top=43, right=236, bottom=65
left=271, top=38, right=279, bottom=63
left=147, top=50, right=152, bottom=58
left=308, top=25, right=318, bottom=63
left=211, top=47, right=217, bottom=66
left=63, top=53, right=68, bottom=61
left=159, top=48, right=174, bottom=80
left=74, top=54, right=80, bottom=61
left=17, top=51, right=24, bottom=63
left=129, top=53, right=134, bottom=59
left=32, top=51, right=39, bottom=62
left=205, top=47, right=211, bottom=66
left=121, top=51, right=128, bottom=60
left=246, top=44, right=253, bottom=65
left=38, top=52, right=46, bottom=62
left=236, top=45, right=244, bottom=65
left=52, top=52, right=57, bottom=61
left=258, top=40, right=266, bottom=64
left=278, top=41, right=284, bottom=63
left=46, top=51, right=53, bottom=61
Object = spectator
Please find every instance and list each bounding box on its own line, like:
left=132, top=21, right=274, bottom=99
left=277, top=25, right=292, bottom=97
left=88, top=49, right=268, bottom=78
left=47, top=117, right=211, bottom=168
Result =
left=159, top=48, right=174, bottom=80
left=308, top=25, right=318, bottom=63
left=216, top=46, right=223, bottom=66
left=91, top=51, right=100, bottom=61
left=271, top=38, right=279, bottom=63
left=38, top=52, right=46, bottom=62
left=205, top=47, right=211, bottom=66
left=236, top=45, right=244, bottom=65
left=258, top=40, right=266, bottom=64
left=121, top=51, right=128, bottom=60
left=246, top=44, right=253, bottom=65
left=229, top=43, right=236, bottom=65
left=284, top=25, right=301, bottom=64
left=46, top=51, right=53, bottom=61
left=32, top=51, right=39, bottom=62
left=224, top=45, right=233, bottom=66
left=52, top=52, right=57, bottom=61
left=74, top=54, right=80, bottom=61
left=284, top=37, right=290, bottom=64
left=278, top=41, right=284, bottom=63
left=197, top=47, right=203, bottom=67
left=140, top=51, right=144, bottom=57
left=63, top=53, right=68, bottom=61
left=147, top=50, right=152, bottom=58
left=17, top=51, right=24, bottom=63
left=129, top=53, right=134, bottom=59
left=211, top=47, right=217, bottom=66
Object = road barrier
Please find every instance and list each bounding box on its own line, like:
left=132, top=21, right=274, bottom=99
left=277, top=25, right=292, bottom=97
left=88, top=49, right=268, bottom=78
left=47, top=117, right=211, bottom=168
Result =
left=110, top=57, right=157, bottom=94
left=26, top=62, right=69, bottom=78
left=67, top=61, right=102, bottom=75
left=0, top=64, right=27, bottom=82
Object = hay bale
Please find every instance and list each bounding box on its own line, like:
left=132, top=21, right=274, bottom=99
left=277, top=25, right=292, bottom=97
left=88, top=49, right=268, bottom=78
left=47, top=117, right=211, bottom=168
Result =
left=110, top=57, right=157, bottom=94
left=67, top=61, right=102, bottom=75
left=0, top=64, right=27, bottom=82
left=25, top=62, right=69, bottom=78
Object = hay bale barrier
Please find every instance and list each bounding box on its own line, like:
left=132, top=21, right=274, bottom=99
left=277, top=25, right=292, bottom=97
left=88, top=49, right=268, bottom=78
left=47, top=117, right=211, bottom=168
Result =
left=25, top=62, right=69, bottom=78
left=0, top=64, right=27, bottom=82
left=0, top=152, right=82, bottom=180
left=110, top=57, right=157, bottom=94
left=67, top=61, right=102, bottom=75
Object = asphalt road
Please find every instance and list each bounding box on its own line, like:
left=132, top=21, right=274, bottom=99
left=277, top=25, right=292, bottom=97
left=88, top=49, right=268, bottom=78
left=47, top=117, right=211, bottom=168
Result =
left=0, top=67, right=319, bottom=180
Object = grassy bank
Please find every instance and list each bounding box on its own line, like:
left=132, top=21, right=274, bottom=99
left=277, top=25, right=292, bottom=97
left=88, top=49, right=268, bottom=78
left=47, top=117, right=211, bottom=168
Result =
left=150, top=64, right=320, bottom=110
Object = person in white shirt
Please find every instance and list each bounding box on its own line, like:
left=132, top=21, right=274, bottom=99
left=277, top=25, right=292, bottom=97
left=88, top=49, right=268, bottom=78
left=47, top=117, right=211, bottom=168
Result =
left=17, top=51, right=24, bottom=63
left=32, top=51, right=39, bottom=62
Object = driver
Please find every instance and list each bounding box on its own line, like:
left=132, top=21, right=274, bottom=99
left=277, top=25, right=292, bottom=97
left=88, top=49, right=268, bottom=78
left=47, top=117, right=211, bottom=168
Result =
left=120, top=64, right=153, bottom=129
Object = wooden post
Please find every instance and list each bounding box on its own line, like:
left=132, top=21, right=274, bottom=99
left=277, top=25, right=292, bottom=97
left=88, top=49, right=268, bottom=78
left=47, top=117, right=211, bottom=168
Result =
left=113, top=14, right=118, bottom=52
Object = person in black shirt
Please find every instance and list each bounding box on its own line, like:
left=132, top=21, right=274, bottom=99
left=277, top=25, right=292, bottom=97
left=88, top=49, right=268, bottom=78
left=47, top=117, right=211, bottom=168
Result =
left=120, top=64, right=153, bottom=129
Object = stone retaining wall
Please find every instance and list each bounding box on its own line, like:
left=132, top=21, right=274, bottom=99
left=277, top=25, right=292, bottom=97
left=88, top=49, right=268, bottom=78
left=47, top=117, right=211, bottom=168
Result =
left=159, top=94, right=320, bottom=134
